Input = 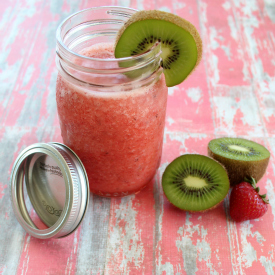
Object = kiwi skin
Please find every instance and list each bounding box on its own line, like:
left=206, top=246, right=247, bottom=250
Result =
left=164, top=194, right=225, bottom=213
left=208, top=143, right=270, bottom=187
left=115, top=10, right=203, bottom=84
left=115, top=10, right=203, bottom=63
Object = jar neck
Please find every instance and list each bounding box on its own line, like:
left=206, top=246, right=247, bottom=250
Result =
left=56, top=6, right=163, bottom=91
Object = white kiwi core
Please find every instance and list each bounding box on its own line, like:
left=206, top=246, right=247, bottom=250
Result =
left=228, top=145, right=250, bottom=153
left=160, top=45, right=172, bottom=60
left=184, top=176, right=208, bottom=188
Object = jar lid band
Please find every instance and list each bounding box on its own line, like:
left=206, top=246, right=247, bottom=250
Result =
left=10, top=142, right=89, bottom=239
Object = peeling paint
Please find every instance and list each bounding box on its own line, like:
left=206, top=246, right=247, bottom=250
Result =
left=167, top=132, right=187, bottom=151
left=227, top=15, right=238, bottom=41
left=176, top=214, right=218, bottom=275
left=159, top=6, right=171, bottom=13
left=168, top=85, right=180, bottom=96
left=117, top=0, right=131, bottom=8
left=209, top=54, right=220, bottom=87
left=154, top=162, right=174, bottom=275
left=176, top=237, right=198, bottom=275
left=212, top=86, right=263, bottom=136
left=76, top=196, right=110, bottom=274
left=240, top=222, right=258, bottom=267
left=167, top=116, right=175, bottom=126
left=266, top=178, right=275, bottom=230
left=166, top=132, right=208, bottom=155
left=185, top=87, right=203, bottom=103
left=0, top=184, right=7, bottom=199
left=260, top=256, right=275, bottom=275
left=222, top=1, right=231, bottom=11
left=22, top=64, right=35, bottom=87
left=106, top=197, right=144, bottom=274
left=264, top=0, right=275, bottom=23
left=209, top=27, right=220, bottom=50
left=1, top=0, right=275, bottom=274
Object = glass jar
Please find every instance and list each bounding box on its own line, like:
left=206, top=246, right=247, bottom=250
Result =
left=55, top=6, right=168, bottom=197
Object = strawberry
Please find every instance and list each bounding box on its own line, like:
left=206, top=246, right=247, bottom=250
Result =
left=229, top=177, right=269, bottom=222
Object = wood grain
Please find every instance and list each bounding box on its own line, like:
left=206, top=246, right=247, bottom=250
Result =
left=1, top=0, right=275, bottom=274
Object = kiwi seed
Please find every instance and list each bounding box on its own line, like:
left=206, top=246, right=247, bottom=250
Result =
left=208, top=137, right=270, bottom=186
left=114, top=10, right=203, bottom=87
left=162, top=154, right=230, bottom=212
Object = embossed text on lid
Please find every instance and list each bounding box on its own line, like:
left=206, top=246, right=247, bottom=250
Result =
left=10, top=142, right=89, bottom=239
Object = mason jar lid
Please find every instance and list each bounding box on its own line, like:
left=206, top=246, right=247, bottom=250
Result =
left=10, top=142, right=89, bottom=239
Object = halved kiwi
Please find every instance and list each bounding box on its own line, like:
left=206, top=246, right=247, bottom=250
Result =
left=208, top=137, right=270, bottom=186
left=162, top=154, right=230, bottom=212
left=114, top=10, right=203, bottom=87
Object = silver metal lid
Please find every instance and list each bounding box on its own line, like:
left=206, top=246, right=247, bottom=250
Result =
left=10, top=142, right=89, bottom=239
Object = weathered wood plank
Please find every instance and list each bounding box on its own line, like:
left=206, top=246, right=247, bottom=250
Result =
left=237, top=0, right=275, bottom=136
left=76, top=196, right=111, bottom=274
left=104, top=181, right=156, bottom=274
left=155, top=133, right=233, bottom=274
left=158, top=0, right=215, bottom=135
left=1, top=0, right=275, bottom=274
left=3, top=1, right=84, bottom=274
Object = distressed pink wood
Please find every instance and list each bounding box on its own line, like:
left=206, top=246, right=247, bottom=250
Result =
left=1, top=0, right=275, bottom=274
left=166, top=0, right=214, bottom=135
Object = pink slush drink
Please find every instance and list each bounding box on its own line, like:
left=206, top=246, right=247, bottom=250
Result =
left=56, top=43, right=168, bottom=197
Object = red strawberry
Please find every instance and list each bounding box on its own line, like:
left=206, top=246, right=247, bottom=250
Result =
left=229, top=177, right=269, bottom=222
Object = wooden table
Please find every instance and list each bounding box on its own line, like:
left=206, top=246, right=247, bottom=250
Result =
left=1, top=0, right=275, bottom=274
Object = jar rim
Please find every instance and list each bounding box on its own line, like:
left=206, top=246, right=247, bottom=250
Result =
left=55, top=6, right=163, bottom=89
left=56, top=6, right=159, bottom=63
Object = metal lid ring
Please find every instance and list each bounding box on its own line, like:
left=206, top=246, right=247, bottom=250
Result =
left=10, top=143, right=89, bottom=239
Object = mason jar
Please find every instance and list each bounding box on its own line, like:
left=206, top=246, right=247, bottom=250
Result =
left=55, top=6, right=168, bottom=197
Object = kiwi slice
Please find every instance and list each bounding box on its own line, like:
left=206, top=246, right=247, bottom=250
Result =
left=162, top=154, right=230, bottom=212
left=208, top=137, right=270, bottom=186
left=114, top=10, right=203, bottom=87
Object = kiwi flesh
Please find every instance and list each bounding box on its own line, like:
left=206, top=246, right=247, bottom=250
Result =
left=208, top=137, right=270, bottom=187
left=162, top=154, right=230, bottom=212
left=114, top=10, right=203, bottom=87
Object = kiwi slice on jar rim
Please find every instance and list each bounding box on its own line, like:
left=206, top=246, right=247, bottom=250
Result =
left=208, top=137, right=270, bottom=186
left=114, top=10, right=203, bottom=87
left=162, top=154, right=230, bottom=212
